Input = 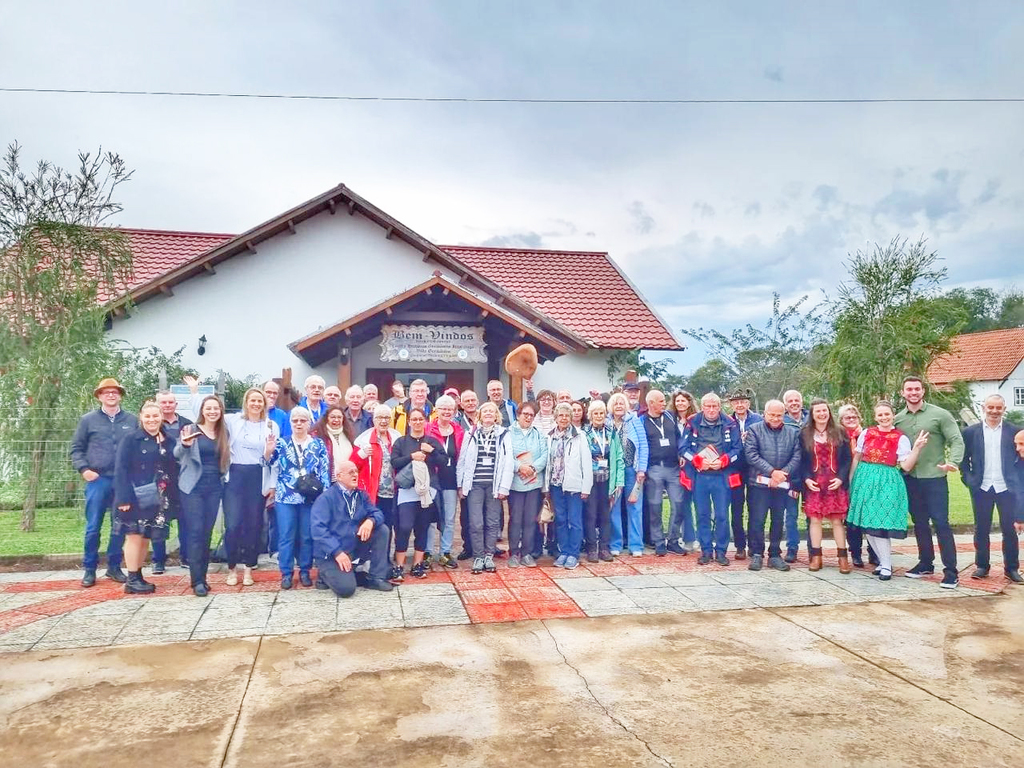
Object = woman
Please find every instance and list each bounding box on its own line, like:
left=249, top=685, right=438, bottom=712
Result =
left=391, top=409, right=447, bottom=580
left=847, top=401, right=928, bottom=581
left=670, top=391, right=698, bottom=422
left=352, top=404, right=400, bottom=557
left=838, top=403, right=877, bottom=568
left=799, top=399, right=853, bottom=574
left=570, top=401, right=585, bottom=430
left=426, top=395, right=464, bottom=569
left=607, top=392, right=647, bottom=557
left=114, top=401, right=179, bottom=594
left=313, top=405, right=354, bottom=478
left=457, top=402, right=510, bottom=574
left=184, top=376, right=277, bottom=587
left=544, top=402, right=594, bottom=569
left=501, top=400, right=547, bottom=568
left=583, top=400, right=624, bottom=562
left=266, top=406, right=330, bottom=589
left=534, top=390, right=557, bottom=434
left=175, top=395, right=230, bottom=596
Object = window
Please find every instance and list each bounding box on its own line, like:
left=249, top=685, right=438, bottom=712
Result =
left=1016, top=387, right=1024, bottom=407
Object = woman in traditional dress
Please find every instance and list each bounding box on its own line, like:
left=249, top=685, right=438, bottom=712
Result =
left=799, top=399, right=852, bottom=573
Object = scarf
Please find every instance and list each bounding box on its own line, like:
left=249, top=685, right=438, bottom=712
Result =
left=324, top=424, right=351, bottom=475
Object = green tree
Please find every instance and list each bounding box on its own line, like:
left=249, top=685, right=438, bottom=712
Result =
left=606, top=348, right=673, bottom=383
left=0, top=142, right=134, bottom=530
left=997, top=290, right=1024, bottom=329
left=685, top=358, right=735, bottom=398
left=820, top=237, right=967, bottom=418
left=943, top=287, right=999, bottom=333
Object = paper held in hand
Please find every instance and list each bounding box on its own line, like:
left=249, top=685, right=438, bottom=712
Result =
left=696, top=445, right=720, bottom=463
left=516, top=451, right=538, bottom=483
left=756, top=475, right=791, bottom=490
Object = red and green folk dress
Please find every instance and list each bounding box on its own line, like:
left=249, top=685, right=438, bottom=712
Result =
left=802, top=436, right=852, bottom=520
left=847, top=427, right=911, bottom=539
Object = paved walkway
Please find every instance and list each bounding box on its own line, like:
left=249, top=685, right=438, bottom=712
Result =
left=0, top=536, right=1011, bottom=652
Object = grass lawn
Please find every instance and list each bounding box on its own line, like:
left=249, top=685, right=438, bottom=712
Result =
left=0, top=478, right=981, bottom=558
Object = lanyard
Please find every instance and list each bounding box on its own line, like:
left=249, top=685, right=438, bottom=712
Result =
left=344, top=491, right=357, bottom=518
left=593, top=427, right=608, bottom=457
left=651, top=415, right=668, bottom=441
left=293, top=439, right=308, bottom=474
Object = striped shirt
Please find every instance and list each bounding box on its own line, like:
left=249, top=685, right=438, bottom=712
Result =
left=472, top=428, right=499, bottom=485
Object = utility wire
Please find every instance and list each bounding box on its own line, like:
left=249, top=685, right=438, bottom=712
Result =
left=1, top=87, right=1022, bottom=104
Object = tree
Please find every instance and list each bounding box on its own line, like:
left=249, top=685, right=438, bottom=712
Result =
left=684, top=293, right=827, bottom=408
left=685, top=358, right=735, bottom=399
left=819, top=237, right=967, bottom=418
left=0, top=142, right=134, bottom=530
left=606, top=348, right=673, bottom=383
left=943, top=287, right=999, bottom=333
left=997, top=290, right=1024, bottom=329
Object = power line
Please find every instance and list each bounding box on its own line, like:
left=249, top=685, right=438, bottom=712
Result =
left=1, top=86, right=1022, bottom=104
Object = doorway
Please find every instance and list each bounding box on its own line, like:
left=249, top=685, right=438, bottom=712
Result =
left=367, top=368, right=475, bottom=404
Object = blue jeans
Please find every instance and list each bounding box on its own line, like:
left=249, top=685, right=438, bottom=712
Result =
left=694, top=473, right=731, bottom=555
left=784, top=494, right=801, bottom=552
left=437, top=489, right=459, bottom=555
left=276, top=502, right=313, bottom=576
left=83, top=476, right=123, bottom=570
left=645, top=463, right=690, bottom=545
left=611, top=466, right=645, bottom=554
left=550, top=485, right=583, bottom=557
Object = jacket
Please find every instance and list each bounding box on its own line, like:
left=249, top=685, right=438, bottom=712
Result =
left=70, top=408, right=138, bottom=476
left=311, top=484, right=385, bottom=560
left=730, top=411, right=764, bottom=470
left=298, top=396, right=328, bottom=424
left=457, top=425, right=513, bottom=497
left=610, top=411, right=650, bottom=474
left=351, top=427, right=401, bottom=503
left=491, top=398, right=517, bottom=427
left=504, top=423, right=549, bottom=493
left=680, top=413, right=743, bottom=489
left=961, top=421, right=1021, bottom=494
left=392, top=399, right=433, bottom=435
left=391, top=434, right=447, bottom=490
left=173, top=433, right=228, bottom=495
left=743, top=421, right=802, bottom=487
left=797, top=436, right=853, bottom=489
left=543, top=426, right=594, bottom=496
left=583, top=423, right=625, bottom=490
left=1012, top=456, right=1024, bottom=523
left=113, top=426, right=180, bottom=514
left=269, top=436, right=331, bottom=505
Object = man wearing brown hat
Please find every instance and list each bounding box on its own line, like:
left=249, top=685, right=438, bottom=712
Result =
left=69, top=378, right=138, bottom=587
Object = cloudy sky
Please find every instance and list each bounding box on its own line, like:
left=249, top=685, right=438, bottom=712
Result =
left=3, top=1, right=1022, bottom=372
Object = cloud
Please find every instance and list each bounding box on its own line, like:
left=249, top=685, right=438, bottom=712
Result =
left=693, top=201, right=716, bottom=218
left=872, top=168, right=970, bottom=231
left=744, top=202, right=762, bottom=217
left=627, top=200, right=655, bottom=234
left=478, top=231, right=544, bottom=248
left=973, top=178, right=1001, bottom=207
left=763, top=66, right=784, bottom=82
left=812, top=184, right=839, bottom=210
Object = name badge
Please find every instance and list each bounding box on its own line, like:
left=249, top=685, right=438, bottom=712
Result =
left=597, top=458, right=608, bottom=468
left=659, top=438, right=670, bottom=447
left=481, top=457, right=493, bottom=466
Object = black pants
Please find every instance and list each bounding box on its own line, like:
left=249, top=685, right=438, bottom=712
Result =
left=396, top=500, right=437, bottom=554
left=905, top=475, right=958, bottom=578
left=223, top=464, right=263, bottom=568
left=181, top=480, right=223, bottom=587
left=730, top=484, right=747, bottom=552
left=508, top=488, right=542, bottom=557
left=460, top=495, right=473, bottom=556
left=847, top=524, right=878, bottom=562
left=317, top=523, right=391, bottom=596
left=748, top=486, right=787, bottom=558
left=584, top=479, right=612, bottom=556
left=971, top=488, right=1019, bottom=571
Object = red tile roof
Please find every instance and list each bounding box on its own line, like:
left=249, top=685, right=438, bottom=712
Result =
left=927, top=328, right=1024, bottom=385
left=441, top=245, right=681, bottom=350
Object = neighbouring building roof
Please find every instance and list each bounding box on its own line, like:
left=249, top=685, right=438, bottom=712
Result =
left=928, top=327, right=1024, bottom=385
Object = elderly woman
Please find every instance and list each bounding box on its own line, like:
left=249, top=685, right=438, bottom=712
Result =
left=312, top=405, right=353, bottom=478
left=184, top=376, right=278, bottom=587
left=799, top=399, right=853, bottom=573
left=426, top=394, right=464, bottom=568
left=352, top=404, right=401, bottom=544
left=457, top=401, right=511, bottom=574
left=583, top=400, right=624, bottom=562
left=500, top=399, right=547, bottom=567
left=391, top=409, right=447, bottom=580
left=266, top=406, right=330, bottom=589
left=607, top=392, right=647, bottom=557
left=175, top=395, right=230, bottom=596
left=545, top=402, right=594, bottom=569
left=839, top=403, right=876, bottom=568
left=114, top=401, right=179, bottom=594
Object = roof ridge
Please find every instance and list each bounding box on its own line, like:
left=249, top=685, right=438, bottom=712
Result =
left=951, top=327, right=1024, bottom=340
left=441, top=244, right=610, bottom=257
left=115, top=227, right=237, bottom=238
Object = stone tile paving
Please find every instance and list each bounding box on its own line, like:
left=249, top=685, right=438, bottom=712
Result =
left=0, top=536, right=1013, bottom=652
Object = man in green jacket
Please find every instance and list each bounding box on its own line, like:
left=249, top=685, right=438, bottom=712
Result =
left=894, top=375, right=965, bottom=588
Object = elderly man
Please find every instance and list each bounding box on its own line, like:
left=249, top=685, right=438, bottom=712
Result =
left=728, top=390, right=762, bottom=559
left=453, top=389, right=479, bottom=432
left=744, top=400, right=802, bottom=572
left=682, top=394, right=743, bottom=565
left=384, top=380, right=405, bottom=409
left=343, top=385, right=372, bottom=433
left=781, top=389, right=808, bottom=562
left=324, top=386, right=343, bottom=409
left=961, top=395, right=1022, bottom=583
left=392, top=378, right=432, bottom=433
left=263, top=379, right=292, bottom=439
left=639, top=389, right=687, bottom=556
left=362, top=383, right=379, bottom=413
left=154, top=390, right=193, bottom=572
left=299, top=375, right=327, bottom=422
left=70, top=378, right=138, bottom=587
left=310, top=461, right=394, bottom=596
left=895, top=375, right=965, bottom=588
left=486, top=379, right=517, bottom=427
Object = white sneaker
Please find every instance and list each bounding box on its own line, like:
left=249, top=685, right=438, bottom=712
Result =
left=242, top=566, right=254, bottom=586
left=225, top=567, right=239, bottom=586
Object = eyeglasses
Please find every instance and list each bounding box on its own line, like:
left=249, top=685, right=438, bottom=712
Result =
left=520, top=412, right=536, bottom=418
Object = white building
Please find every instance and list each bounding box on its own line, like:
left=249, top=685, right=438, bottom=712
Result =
left=108, top=184, right=681, bottom=401
left=928, top=327, right=1024, bottom=413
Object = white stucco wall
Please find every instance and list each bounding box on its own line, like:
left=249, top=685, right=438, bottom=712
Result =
left=531, top=349, right=617, bottom=397
left=967, top=359, right=1024, bottom=413
left=109, top=210, right=458, bottom=383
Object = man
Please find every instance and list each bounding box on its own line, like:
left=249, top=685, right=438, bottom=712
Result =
left=894, top=375, right=965, bottom=589
left=727, top=390, right=762, bottom=559
left=453, top=389, right=479, bottom=433
left=324, top=386, right=343, bottom=409
left=263, top=379, right=291, bottom=440
left=391, top=378, right=432, bottom=433
left=310, top=461, right=394, bottom=596
left=69, top=378, right=137, bottom=587
left=362, top=383, right=380, bottom=413
left=743, top=400, right=802, bottom=572
left=384, top=380, right=405, bottom=409
left=556, top=389, right=574, bottom=405
left=343, top=385, right=372, bottom=433
left=682, top=393, right=743, bottom=566
left=781, top=389, right=808, bottom=562
left=639, top=389, right=686, bottom=556
left=624, top=383, right=643, bottom=414
left=155, top=390, right=193, bottom=573
left=487, top=379, right=517, bottom=427
left=299, top=375, right=328, bottom=422
left=961, top=395, right=1022, bottom=583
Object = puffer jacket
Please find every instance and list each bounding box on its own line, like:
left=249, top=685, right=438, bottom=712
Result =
left=743, top=421, right=802, bottom=486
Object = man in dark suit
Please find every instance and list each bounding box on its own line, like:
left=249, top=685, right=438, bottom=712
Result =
left=961, top=395, right=1022, bottom=583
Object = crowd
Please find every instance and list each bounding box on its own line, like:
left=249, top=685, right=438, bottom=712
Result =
left=69, top=372, right=1024, bottom=598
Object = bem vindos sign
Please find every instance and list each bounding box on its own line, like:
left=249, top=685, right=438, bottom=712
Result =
left=379, top=324, right=488, bottom=364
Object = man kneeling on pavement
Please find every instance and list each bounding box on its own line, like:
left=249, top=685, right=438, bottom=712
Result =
left=311, top=460, right=394, bottom=596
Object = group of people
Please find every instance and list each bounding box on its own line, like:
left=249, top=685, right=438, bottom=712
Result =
left=70, top=370, right=1024, bottom=600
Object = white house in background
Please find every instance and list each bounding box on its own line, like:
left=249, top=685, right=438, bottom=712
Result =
left=106, top=184, right=682, bottom=401
left=927, top=327, right=1024, bottom=413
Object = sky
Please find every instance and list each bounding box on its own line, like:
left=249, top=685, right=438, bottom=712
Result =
left=2, top=1, right=1022, bottom=373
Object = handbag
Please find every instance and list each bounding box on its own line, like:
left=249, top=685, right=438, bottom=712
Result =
left=294, top=473, right=324, bottom=502
left=539, top=496, right=554, bottom=523
left=396, top=462, right=416, bottom=490
left=133, top=482, right=160, bottom=512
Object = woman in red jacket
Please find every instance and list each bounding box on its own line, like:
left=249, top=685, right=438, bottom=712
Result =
left=351, top=404, right=401, bottom=538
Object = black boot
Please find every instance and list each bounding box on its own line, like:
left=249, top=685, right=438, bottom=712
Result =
left=105, top=565, right=127, bottom=583
left=124, top=570, right=156, bottom=594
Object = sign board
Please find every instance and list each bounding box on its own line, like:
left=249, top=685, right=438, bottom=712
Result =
left=170, top=384, right=215, bottom=414
left=379, top=324, right=487, bottom=363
